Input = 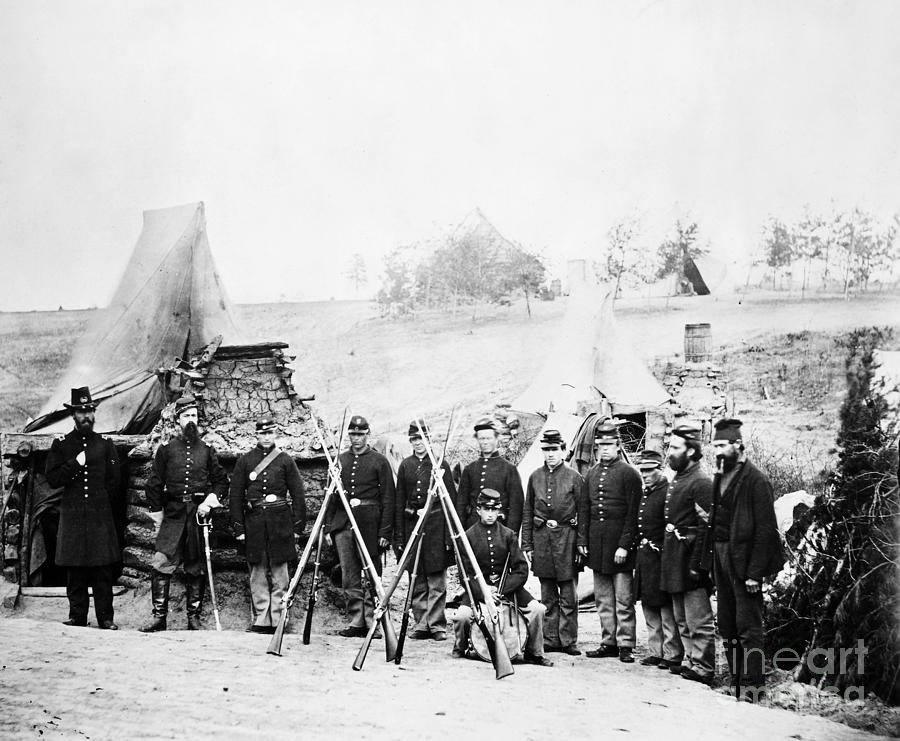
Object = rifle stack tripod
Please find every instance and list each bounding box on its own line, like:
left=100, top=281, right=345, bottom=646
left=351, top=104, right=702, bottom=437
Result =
left=266, top=412, right=516, bottom=680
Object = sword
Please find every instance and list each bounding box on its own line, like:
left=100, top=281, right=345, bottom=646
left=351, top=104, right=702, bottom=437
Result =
left=197, top=511, right=222, bottom=632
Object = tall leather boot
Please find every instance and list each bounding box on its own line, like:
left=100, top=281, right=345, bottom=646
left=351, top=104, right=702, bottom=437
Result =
left=186, top=574, right=205, bottom=630
left=742, top=640, right=765, bottom=703
left=139, top=571, right=170, bottom=632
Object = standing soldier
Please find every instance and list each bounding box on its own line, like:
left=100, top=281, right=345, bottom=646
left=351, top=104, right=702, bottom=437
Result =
left=229, top=416, right=307, bottom=634
left=660, top=424, right=716, bottom=685
left=455, top=417, right=524, bottom=534
left=393, top=419, right=456, bottom=641
left=140, top=396, right=229, bottom=632
left=583, top=421, right=641, bottom=663
left=452, top=489, right=553, bottom=667
left=45, top=387, right=121, bottom=629
left=633, top=450, right=684, bottom=670
left=324, top=415, right=395, bottom=638
left=521, top=429, right=587, bottom=656
left=701, top=418, right=784, bottom=702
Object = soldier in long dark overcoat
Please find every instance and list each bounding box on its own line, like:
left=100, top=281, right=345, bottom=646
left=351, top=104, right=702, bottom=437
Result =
left=452, top=489, right=552, bottom=667
left=393, top=419, right=456, bottom=640
left=45, top=387, right=121, bottom=629
left=230, top=416, right=306, bottom=633
left=701, top=418, right=785, bottom=701
left=455, top=417, right=524, bottom=534
left=324, top=414, right=395, bottom=637
left=521, top=429, right=587, bottom=655
left=140, top=396, right=229, bottom=632
left=583, top=422, right=641, bottom=662
left=661, top=423, right=716, bottom=685
left=633, top=450, right=684, bottom=670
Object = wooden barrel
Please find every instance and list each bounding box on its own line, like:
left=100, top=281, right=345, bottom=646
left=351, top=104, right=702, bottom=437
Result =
left=684, top=323, right=711, bottom=363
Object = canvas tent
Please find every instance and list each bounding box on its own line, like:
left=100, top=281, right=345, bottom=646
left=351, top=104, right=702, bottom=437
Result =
left=25, top=202, right=244, bottom=434
left=511, top=281, right=671, bottom=417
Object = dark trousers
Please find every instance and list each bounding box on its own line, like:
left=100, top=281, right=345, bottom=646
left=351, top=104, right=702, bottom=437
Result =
left=714, top=541, right=765, bottom=679
left=67, top=564, right=114, bottom=624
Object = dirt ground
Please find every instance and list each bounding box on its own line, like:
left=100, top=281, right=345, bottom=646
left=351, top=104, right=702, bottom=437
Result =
left=1, top=592, right=893, bottom=741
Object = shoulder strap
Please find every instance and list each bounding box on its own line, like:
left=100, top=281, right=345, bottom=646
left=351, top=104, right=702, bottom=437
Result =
left=250, top=447, right=282, bottom=480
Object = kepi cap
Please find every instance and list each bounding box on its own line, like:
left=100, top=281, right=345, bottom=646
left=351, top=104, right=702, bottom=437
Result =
left=636, top=449, right=663, bottom=470
left=256, top=416, right=277, bottom=433
left=408, top=419, right=428, bottom=438
left=476, top=488, right=502, bottom=509
left=671, top=423, right=702, bottom=442
left=174, top=395, right=198, bottom=416
left=594, top=421, right=619, bottom=443
left=473, top=417, right=496, bottom=433
left=540, top=429, right=565, bottom=449
left=348, top=415, right=370, bottom=432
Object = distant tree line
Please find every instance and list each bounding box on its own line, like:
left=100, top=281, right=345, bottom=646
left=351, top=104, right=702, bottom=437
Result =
left=376, top=229, right=547, bottom=320
left=760, top=207, right=900, bottom=296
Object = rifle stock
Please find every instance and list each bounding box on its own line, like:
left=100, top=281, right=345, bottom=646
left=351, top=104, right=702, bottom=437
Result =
left=302, top=529, right=325, bottom=645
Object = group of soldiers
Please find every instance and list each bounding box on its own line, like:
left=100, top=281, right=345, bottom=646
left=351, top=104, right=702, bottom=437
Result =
left=46, top=385, right=784, bottom=700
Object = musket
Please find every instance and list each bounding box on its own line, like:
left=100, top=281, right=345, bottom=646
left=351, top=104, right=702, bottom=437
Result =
left=420, top=428, right=514, bottom=680
left=352, top=411, right=457, bottom=671
left=301, top=407, right=348, bottom=646
left=497, top=552, right=521, bottom=657
left=267, top=479, right=337, bottom=656
left=394, top=526, right=424, bottom=665
left=197, top=511, right=222, bottom=632
left=312, top=416, right=399, bottom=663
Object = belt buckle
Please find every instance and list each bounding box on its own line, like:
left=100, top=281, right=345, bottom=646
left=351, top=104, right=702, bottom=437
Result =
left=546, top=519, right=558, bottom=529
left=264, top=494, right=277, bottom=503
left=665, top=523, right=675, bottom=533
left=350, top=497, right=361, bottom=508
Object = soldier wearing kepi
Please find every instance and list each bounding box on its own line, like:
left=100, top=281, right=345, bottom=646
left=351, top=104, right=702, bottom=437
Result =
left=455, top=417, right=524, bottom=534
left=45, top=387, right=121, bottom=629
left=229, top=416, right=307, bottom=634
left=521, top=429, right=587, bottom=656
left=452, top=489, right=553, bottom=667
left=583, top=421, right=641, bottom=663
left=393, top=419, right=456, bottom=641
left=324, top=415, right=395, bottom=638
left=140, top=396, right=229, bottom=632
left=700, top=418, right=784, bottom=702
left=633, top=450, right=684, bottom=671
left=660, top=423, right=716, bottom=685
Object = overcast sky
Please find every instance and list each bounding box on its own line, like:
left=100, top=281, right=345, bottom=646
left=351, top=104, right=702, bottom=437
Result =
left=1, top=1, right=899, bottom=310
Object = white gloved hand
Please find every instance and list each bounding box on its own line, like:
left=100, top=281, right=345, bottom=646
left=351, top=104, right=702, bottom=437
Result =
left=197, top=493, right=221, bottom=518
left=75, top=451, right=86, bottom=466
left=236, top=534, right=246, bottom=542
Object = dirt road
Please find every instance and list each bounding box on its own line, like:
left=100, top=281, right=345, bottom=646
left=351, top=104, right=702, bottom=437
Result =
left=0, top=606, right=890, bottom=741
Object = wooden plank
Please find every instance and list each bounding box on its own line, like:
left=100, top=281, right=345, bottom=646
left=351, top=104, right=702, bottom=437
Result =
left=1, top=431, right=146, bottom=455
left=20, top=585, right=129, bottom=597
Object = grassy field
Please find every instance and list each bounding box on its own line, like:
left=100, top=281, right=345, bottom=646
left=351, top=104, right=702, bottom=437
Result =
left=2, top=289, right=899, bottom=488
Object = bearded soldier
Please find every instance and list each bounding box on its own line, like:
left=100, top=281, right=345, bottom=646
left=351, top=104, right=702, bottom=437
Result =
left=324, top=415, right=395, bottom=638
left=583, top=421, right=641, bottom=663
left=455, top=418, right=524, bottom=534
left=393, top=419, right=456, bottom=641
left=660, top=423, right=715, bottom=685
left=45, top=387, right=121, bottom=629
left=230, top=416, right=307, bottom=633
left=633, top=450, right=684, bottom=671
left=140, top=396, right=229, bottom=632
left=521, top=429, right=587, bottom=656
left=701, top=418, right=784, bottom=702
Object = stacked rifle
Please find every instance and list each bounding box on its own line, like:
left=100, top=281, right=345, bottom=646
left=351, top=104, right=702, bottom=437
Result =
left=265, top=410, right=516, bottom=680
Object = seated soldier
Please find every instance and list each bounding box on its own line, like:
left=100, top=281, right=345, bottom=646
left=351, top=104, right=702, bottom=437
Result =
left=452, top=489, right=553, bottom=667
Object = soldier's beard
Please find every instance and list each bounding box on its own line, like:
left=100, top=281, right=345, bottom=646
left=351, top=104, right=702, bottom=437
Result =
left=75, top=416, right=94, bottom=432
left=182, top=421, right=199, bottom=444
left=717, top=452, right=738, bottom=472
left=667, top=450, right=689, bottom=473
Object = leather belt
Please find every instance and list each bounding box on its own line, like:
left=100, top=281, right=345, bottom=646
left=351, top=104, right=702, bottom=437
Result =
left=178, top=494, right=205, bottom=503
left=545, top=519, right=559, bottom=529
left=246, top=496, right=288, bottom=511
left=349, top=498, right=378, bottom=508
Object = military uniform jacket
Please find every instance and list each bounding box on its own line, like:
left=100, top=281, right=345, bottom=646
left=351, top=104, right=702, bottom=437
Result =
left=660, top=462, right=713, bottom=594
left=633, top=476, right=669, bottom=608
left=45, top=429, right=121, bottom=567
left=521, top=463, right=587, bottom=580
left=700, top=460, right=785, bottom=581
left=460, top=521, right=533, bottom=606
left=583, top=456, right=641, bottom=574
left=229, top=446, right=307, bottom=565
left=393, top=453, right=456, bottom=574
left=456, top=452, right=524, bottom=534
left=146, top=436, right=229, bottom=561
left=324, top=446, right=395, bottom=569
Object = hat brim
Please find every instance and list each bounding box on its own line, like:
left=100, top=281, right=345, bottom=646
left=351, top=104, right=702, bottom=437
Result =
left=63, top=402, right=98, bottom=411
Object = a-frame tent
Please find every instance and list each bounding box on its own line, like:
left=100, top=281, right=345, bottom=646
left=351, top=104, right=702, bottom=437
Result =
left=25, top=202, right=244, bottom=434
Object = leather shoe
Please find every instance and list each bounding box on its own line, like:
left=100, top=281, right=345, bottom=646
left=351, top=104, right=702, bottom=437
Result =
left=585, top=645, right=618, bottom=658
left=451, top=646, right=466, bottom=659
left=543, top=644, right=562, bottom=653
left=523, top=652, right=554, bottom=667
left=338, top=626, right=368, bottom=638
left=669, top=664, right=684, bottom=675
left=410, top=629, right=431, bottom=640
left=560, top=646, right=582, bottom=656
left=62, top=618, right=87, bottom=627
left=99, top=620, right=118, bottom=631
left=619, top=647, right=635, bottom=663
left=431, top=632, right=448, bottom=642
left=681, top=667, right=712, bottom=685
left=640, top=655, right=661, bottom=666
left=657, top=659, right=672, bottom=670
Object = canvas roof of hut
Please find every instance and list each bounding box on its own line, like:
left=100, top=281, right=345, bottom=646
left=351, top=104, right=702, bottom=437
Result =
left=24, top=202, right=245, bottom=435
left=511, top=281, right=671, bottom=417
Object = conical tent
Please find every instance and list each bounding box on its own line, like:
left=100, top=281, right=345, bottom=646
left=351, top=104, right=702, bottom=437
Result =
left=25, top=202, right=244, bottom=434
left=511, top=280, right=670, bottom=416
